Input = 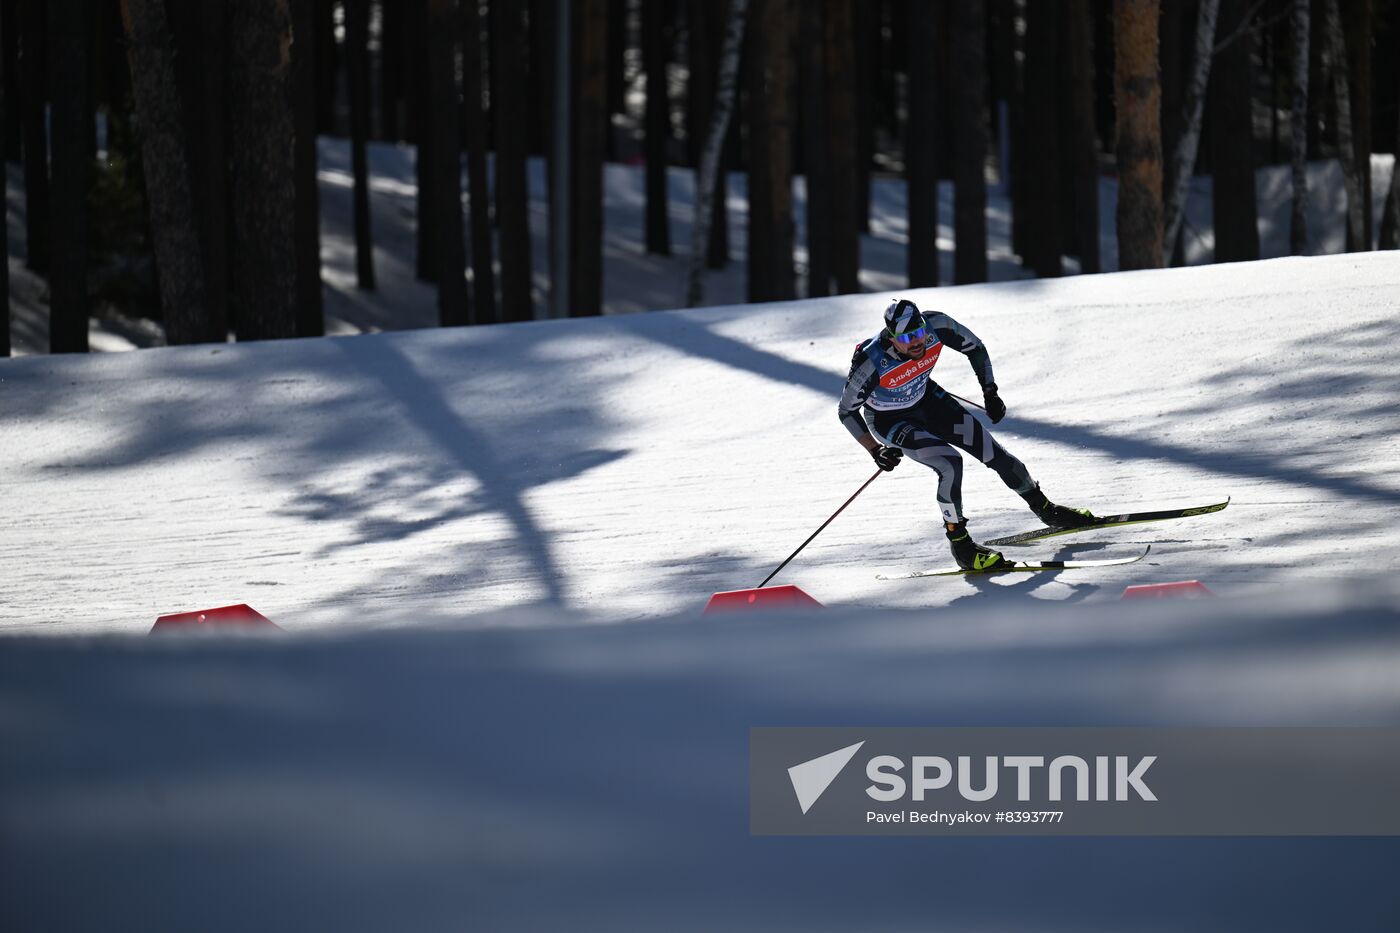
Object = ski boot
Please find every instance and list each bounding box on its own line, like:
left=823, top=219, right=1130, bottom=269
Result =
left=945, top=521, right=1008, bottom=572
left=1023, top=484, right=1097, bottom=528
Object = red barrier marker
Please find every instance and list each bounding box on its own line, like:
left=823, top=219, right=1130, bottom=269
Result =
left=1121, top=581, right=1215, bottom=600
left=703, top=585, right=824, bottom=614
left=151, top=603, right=281, bottom=632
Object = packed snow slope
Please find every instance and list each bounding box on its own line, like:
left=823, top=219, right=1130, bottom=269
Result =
left=3, top=252, right=1400, bottom=932
left=2, top=250, right=1399, bottom=631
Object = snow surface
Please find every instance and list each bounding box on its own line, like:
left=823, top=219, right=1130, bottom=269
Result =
left=4, top=147, right=1400, bottom=931
left=2, top=250, right=1399, bottom=629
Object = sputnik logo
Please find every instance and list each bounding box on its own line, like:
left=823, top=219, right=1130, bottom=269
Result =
left=788, top=741, right=865, bottom=814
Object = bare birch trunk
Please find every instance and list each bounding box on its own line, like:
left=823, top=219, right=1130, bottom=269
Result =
left=1288, top=0, right=1309, bottom=255
left=1161, top=0, right=1219, bottom=264
left=685, top=0, right=747, bottom=307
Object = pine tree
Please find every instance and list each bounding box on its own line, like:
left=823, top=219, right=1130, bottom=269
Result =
left=1289, top=0, right=1311, bottom=255
left=495, top=0, right=534, bottom=320
left=951, top=0, right=989, bottom=283
left=462, top=0, right=498, bottom=323
left=121, top=0, right=218, bottom=344
left=1114, top=0, right=1164, bottom=270
left=427, top=0, right=469, bottom=325
left=1066, top=0, right=1100, bottom=273
left=642, top=0, right=671, bottom=255
left=346, top=0, right=376, bottom=288
left=745, top=0, right=795, bottom=302
left=1025, top=0, right=1064, bottom=275
left=19, top=0, right=47, bottom=276
left=228, top=0, right=300, bottom=340
left=1209, top=0, right=1259, bottom=263
left=47, top=0, right=92, bottom=352
left=571, top=0, right=607, bottom=316
left=290, top=0, right=325, bottom=337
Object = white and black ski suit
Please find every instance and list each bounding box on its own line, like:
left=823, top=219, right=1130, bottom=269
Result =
left=837, top=312, right=1035, bottom=524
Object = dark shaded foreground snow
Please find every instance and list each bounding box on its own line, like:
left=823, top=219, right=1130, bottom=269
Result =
left=3, top=583, right=1399, bottom=932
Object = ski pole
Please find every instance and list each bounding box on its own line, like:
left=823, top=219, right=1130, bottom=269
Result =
left=946, top=390, right=986, bottom=412
left=756, top=468, right=884, bottom=589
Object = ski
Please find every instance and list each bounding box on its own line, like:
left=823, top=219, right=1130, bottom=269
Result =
left=985, top=498, right=1230, bottom=547
left=876, top=546, right=1150, bottom=579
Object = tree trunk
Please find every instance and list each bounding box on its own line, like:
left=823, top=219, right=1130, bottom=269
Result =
left=824, top=0, right=859, bottom=293
left=905, top=0, right=938, bottom=287
left=121, top=0, right=218, bottom=344
left=495, top=0, right=534, bottom=321
left=1066, top=0, right=1100, bottom=273
left=990, top=0, right=1022, bottom=255
left=2, top=0, right=20, bottom=161
left=290, top=0, right=324, bottom=337
left=199, top=0, right=231, bottom=336
left=1162, top=0, right=1218, bottom=261
left=461, top=0, right=498, bottom=323
left=685, top=0, right=747, bottom=306
left=1289, top=0, right=1310, bottom=254
left=951, top=0, right=988, bottom=283
left=426, top=0, right=468, bottom=325
left=800, top=1, right=832, bottom=295
left=606, top=0, right=625, bottom=160
left=1113, top=0, right=1163, bottom=270
left=642, top=0, right=671, bottom=255
left=570, top=0, right=606, bottom=316
left=314, top=0, right=337, bottom=133
left=1344, top=0, right=1371, bottom=248
left=1381, top=38, right=1399, bottom=250
left=47, top=0, right=91, bottom=353
left=1159, top=0, right=1187, bottom=265
left=1324, top=0, right=1364, bottom=251
left=0, top=4, right=8, bottom=357
left=1025, top=0, right=1063, bottom=275
left=410, top=0, right=436, bottom=281
left=1209, top=0, right=1259, bottom=263
left=529, top=0, right=553, bottom=157
left=228, top=0, right=299, bottom=340
left=746, top=0, right=794, bottom=302
left=689, top=0, right=730, bottom=268
left=853, top=0, right=873, bottom=232
left=19, top=0, right=47, bottom=275
left=346, top=0, right=376, bottom=288
left=379, top=0, right=404, bottom=139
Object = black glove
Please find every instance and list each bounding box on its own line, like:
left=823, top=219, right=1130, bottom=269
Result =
left=871, top=445, right=903, bottom=472
left=982, top=385, right=1006, bottom=424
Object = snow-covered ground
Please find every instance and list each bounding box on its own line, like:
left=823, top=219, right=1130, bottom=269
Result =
left=5, top=141, right=1398, bottom=352
left=4, top=148, right=1400, bottom=931
left=2, top=249, right=1399, bottom=629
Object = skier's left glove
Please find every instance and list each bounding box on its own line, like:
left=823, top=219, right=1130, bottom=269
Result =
left=982, top=385, right=1006, bottom=423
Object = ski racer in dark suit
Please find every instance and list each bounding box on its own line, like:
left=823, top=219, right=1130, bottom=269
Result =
left=838, top=298, right=1093, bottom=571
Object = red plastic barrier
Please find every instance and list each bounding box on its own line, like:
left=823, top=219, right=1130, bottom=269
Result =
left=1121, top=581, right=1215, bottom=600
left=703, top=585, right=824, bottom=614
left=151, top=603, right=281, bottom=632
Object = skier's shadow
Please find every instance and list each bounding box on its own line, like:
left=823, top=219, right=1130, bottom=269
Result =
left=944, top=542, right=1109, bottom=609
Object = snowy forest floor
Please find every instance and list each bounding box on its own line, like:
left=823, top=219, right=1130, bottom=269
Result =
left=4, top=142, right=1398, bottom=353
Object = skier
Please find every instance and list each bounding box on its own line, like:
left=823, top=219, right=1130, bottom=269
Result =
left=838, top=298, right=1094, bottom=571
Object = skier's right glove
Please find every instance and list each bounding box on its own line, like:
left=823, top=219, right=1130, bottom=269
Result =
left=871, top=446, right=903, bottom=472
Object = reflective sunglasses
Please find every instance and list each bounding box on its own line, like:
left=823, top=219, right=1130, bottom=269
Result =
left=889, top=326, right=928, bottom=345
